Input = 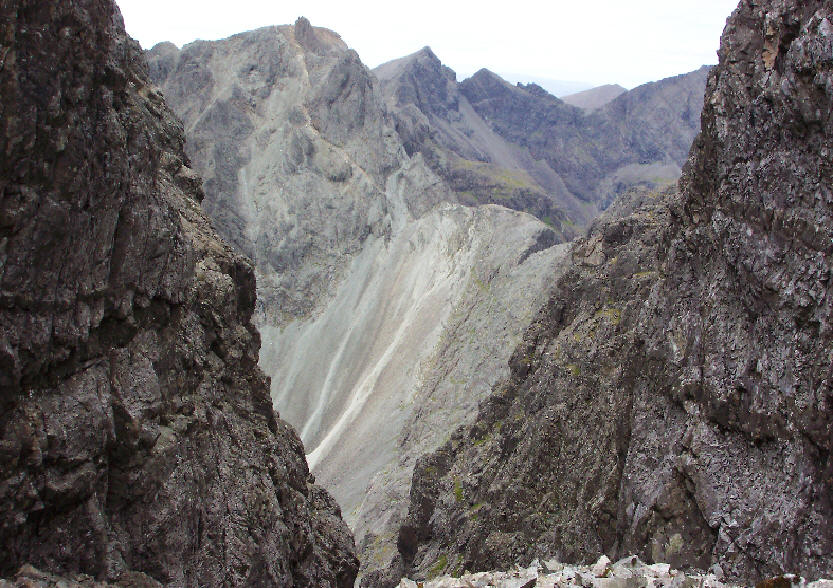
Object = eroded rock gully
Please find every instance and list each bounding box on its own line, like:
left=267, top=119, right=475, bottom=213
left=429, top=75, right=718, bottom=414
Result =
left=145, top=20, right=570, bottom=583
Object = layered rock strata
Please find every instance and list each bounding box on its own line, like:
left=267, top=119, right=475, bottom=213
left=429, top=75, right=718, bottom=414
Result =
left=397, top=0, right=833, bottom=583
left=0, top=1, right=356, bottom=585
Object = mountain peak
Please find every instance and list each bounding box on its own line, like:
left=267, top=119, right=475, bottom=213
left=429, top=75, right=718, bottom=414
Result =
left=291, top=15, right=344, bottom=54
left=471, top=67, right=503, bottom=80
left=561, top=84, right=627, bottom=110
left=417, top=45, right=437, bottom=59
left=373, top=45, right=452, bottom=83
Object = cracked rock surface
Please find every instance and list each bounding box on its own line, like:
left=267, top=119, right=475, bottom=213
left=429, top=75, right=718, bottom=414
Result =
left=0, top=1, right=357, bottom=585
left=397, top=0, right=833, bottom=584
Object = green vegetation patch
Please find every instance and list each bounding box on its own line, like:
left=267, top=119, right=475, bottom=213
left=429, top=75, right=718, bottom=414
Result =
left=596, top=306, right=622, bottom=325
left=453, top=476, right=465, bottom=503
left=429, top=553, right=449, bottom=578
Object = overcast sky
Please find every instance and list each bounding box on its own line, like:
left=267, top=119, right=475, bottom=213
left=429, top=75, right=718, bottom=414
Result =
left=116, top=0, right=739, bottom=91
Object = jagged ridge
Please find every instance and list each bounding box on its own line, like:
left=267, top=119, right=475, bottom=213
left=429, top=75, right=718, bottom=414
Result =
left=374, top=50, right=709, bottom=229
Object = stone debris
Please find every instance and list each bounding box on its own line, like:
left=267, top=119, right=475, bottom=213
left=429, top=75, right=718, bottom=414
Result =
left=398, top=556, right=833, bottom=588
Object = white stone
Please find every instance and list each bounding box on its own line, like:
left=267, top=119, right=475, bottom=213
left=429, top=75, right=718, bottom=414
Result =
left=592, top=555, right=612, bottom=577
left=645, top=563, right=671, bottom=577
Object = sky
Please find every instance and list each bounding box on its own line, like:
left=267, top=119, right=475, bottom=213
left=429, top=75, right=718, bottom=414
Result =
left=115, top=0, right=739, bottom=92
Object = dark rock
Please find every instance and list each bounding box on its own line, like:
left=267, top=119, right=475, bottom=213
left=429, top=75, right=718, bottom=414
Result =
left=397, top=0, right=833, bottom=583
left=0, top=0, right=357, bottom=585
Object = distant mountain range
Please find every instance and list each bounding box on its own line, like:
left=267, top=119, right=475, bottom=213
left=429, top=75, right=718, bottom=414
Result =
left=489, top=73, right=595, bottom=97
left=561, top=83, right=627, bottom=110
left=375, top=47, right=709, bottom=232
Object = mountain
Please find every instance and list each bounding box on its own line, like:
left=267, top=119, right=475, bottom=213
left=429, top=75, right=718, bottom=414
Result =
left=374, top=50, right=709, bottom=226
left=146, top=20, right=567, bottom=583
left=496, top=74, right=594, bottom=98
left=561, top=84, right=627, bottom=111
left=0, top=0, right=357, bottom=586
left=396, top=0, right=833, bottom=584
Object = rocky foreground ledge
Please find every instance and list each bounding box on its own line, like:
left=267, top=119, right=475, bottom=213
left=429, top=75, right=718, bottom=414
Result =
left=398, top=556, right=833, bottom=588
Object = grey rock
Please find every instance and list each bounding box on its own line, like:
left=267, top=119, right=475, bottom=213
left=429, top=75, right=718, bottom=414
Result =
left=146, top=19, right=570, bottom=586
left=0, top=1, right=356, bottom=585
left=561, top=85, right=627, bottom=112
left=146, top=21, right=398, bottom=323
left=374, top=51, right=709, bottom=228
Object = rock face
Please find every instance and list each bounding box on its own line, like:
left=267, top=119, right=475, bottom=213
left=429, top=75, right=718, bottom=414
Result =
left=146, top=21, right=399, bottom=323
left=397, top=0, right=833, bottom=583
left=0, top=1, right=357, bottom=586
left=374, top=50, right=709, bottom=227
left=146, top=20, right=568, bottom=583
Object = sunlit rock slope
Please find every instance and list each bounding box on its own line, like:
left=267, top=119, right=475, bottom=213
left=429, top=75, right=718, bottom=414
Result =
left=146, top=19, right=567, bottom=581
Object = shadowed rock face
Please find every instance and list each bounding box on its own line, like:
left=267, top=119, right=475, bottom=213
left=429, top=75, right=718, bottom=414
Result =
left=397, top=0, right=833, bottom=583
left=0, top=1, right=357, bottom=586
left=374, top=50, right=709, bottom=229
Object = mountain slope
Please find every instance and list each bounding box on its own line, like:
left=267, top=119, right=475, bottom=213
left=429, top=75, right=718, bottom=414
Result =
left=375, top=51, right=709, bottom=226
left=397, top=0, right=833, bottom=583
left=146, top=21, right=567, bottom=583
left=561, top=84, right=627, bottom=110
left=0, top=1, right=356, bottom=586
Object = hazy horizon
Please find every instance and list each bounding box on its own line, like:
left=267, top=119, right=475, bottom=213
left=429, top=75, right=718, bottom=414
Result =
left=116, top=0, right=738, bottom=90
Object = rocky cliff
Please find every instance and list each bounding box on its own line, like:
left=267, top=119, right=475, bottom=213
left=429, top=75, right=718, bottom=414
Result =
left=397, top=0, right=833, bottom=583
left=145, top=21, right=567, bottom=583
left=0, top=1, right=357, bottom=585
left=374, top=50, right=709, bottom=227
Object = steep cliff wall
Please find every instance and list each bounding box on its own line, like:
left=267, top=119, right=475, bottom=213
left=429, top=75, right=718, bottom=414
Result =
left=0, top=1, right=356, bottom=585
left=398, top=0, right=833, bottom=583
